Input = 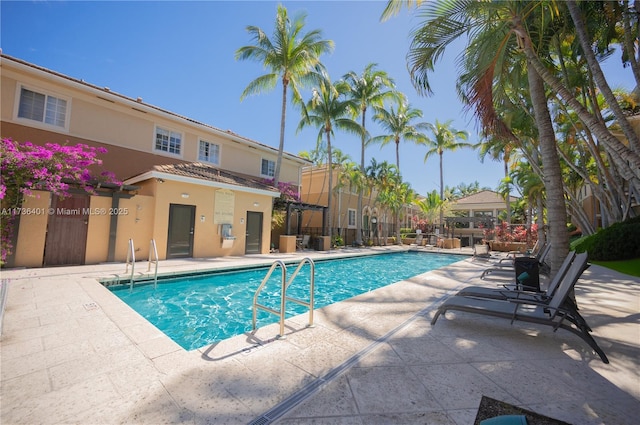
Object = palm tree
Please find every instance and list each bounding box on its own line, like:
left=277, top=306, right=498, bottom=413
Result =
left=342, top=63, right=398, bottom=245
left=298, top=69, right=362, bottom=239
left=371, top=161, right=402, bottom=244
left=235, top=5, right=334, bottom=186
left=371, top=100, right=427, bottom=170
left=415, top=190, right=445, bottom=226
left=402, top=0, right=583, bottom=273
left=477, top=134, right=515, bottom=223
left=420, top=119, right=470, bottom=233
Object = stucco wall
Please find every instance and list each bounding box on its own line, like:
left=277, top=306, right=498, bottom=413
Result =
left=13, top=191, right=50, bottom=267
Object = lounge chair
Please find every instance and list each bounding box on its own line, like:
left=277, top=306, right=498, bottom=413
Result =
left=296, top=235, right=310, bottom=250
left=472, top=243, right=492, bottom=260
left=459, top=251, right=577, bottom=301
left=431, top=252, right=609, bottom=363
left=480, top=243, right=551, bottom=279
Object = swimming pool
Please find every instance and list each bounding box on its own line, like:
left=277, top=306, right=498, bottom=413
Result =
left=110, top=251, right=461, bottom=350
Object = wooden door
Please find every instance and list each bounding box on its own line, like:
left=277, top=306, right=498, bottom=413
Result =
left=43, top=193, right=90, bottom=266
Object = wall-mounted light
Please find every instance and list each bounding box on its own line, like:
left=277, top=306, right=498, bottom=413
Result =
left=157, top=178, right=165, bottom=183
left=200, top=215, right=205, bottom=222
left=181, top=193, right=189, bottom=198
left=253, top=202, right=260, bottom=207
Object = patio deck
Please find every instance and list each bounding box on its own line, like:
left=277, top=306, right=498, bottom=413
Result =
left=1, top=246, right=638, bottom=424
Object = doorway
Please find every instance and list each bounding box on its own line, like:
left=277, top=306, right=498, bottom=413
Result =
left=167, top=204, right=195, bottom=258
left=43, top=193, right=90, bottom=266
left=245, top=211, right=262, bottom=254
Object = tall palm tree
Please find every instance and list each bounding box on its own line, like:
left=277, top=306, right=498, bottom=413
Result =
left=402, top=0, right=582, bottom=273
left=371, top=100, right=427, bottom=170
left=420, top=119, right=470, bottom=233
left=343, top=63, right=398, bottom=245
left=235, top=5, right=334, bottom=186
left=298, top=69, right=362, bottom=239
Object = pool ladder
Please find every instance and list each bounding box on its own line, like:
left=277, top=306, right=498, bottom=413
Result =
left=252, top=257, right=315, bottom=338
left=125, top=239, right=159, bottom=291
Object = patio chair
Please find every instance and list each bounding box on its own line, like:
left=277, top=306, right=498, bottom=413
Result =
left=472, top=243, right=492, bottom=260
left=480, top=243, right=550, bottom=279
left=431, top=252, right=609, bottom=363
left=458, top=251, right=577, bottom=301
left=296, top=234, right=310, bottom=250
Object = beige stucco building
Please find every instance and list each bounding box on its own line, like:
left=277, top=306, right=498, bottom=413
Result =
left=447, top=190, right=518, bottom=247
left=1, top=54, right=310, bottom=267
left=299, top=164, right=422, bottom=245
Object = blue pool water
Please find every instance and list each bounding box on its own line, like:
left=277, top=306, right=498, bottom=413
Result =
left=110, top=251, right=460, bottom=350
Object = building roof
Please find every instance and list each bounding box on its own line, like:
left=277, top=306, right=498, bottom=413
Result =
left=125, top=162, right=281, bottom=197
left=454, top=190, right=518, bottom=205
left=1, top=53, right=310, bottom=166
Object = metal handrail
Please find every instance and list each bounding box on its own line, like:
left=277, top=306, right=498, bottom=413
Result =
left=147, top=239, right=159, bottom=289
left=251, top=258, right=315, bottom=339
left=252, top=260, right=287, bottom=337
left=125, top=238, right=135, bottom=291
left=284, top=258, right=315, bottom=328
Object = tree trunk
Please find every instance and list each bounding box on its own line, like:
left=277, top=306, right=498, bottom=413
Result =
left=522, top=32, right=640, bottom=185
left=356, top=110, right=366, bottom=245
left=274, top=80, right=288, bottom=186
left=527, top=62, right=569, bottom=275
left=326, top=127, right=333, bottom=240
left=567, top=0, right=640, bottom=155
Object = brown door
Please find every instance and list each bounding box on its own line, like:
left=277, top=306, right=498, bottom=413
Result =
left=43, top=193, right=90, bottom=266
left=167, top=204, right=195, bottom=258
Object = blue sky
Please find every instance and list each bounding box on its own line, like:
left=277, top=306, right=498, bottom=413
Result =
left=1, top=0, right=636, bottom=197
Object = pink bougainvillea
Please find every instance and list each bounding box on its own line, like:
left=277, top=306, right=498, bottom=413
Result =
left=262, top=178, right=301, bottom=209
left=1, top=138, right=119, bottom=264
left=483, top=221, right=538, bottom=245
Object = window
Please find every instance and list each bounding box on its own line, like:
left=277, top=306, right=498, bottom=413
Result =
left=155, top=127, right=182, bottom=155
left=198, top=140, right=220, bottom=164
left=348, top=209, right=356, bottom=228
left=17, top=87, right=68, bottom=128
left=473, top=210, right=494, bottom=228
left=261, top=158, right=275, bottom=177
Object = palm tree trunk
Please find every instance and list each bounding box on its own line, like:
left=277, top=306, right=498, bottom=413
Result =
left=326, top=128, right=333, bottom=240
left=504, top=157, right=512, bottom=224
left=520, top=30, right=640, bottom=185
left=567, top=0, right=640, bottom=155
left=356, top=111, right=366, bottom=245
left=274, top=81, right=288, bottom=187
left=527, top=62, right=569, bottom=275
left=622, top=0, right=640, bottom=97
left=439, top=152, right=444, bottom=236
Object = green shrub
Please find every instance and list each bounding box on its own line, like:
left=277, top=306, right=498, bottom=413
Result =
left=573, top=219, right=640, bottom=261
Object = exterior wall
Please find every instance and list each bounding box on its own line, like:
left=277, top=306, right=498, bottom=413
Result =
left=148, top=180, right=273, bottom=260
left=84, top=196, right=113, bottom=264
left=2, top=54, right=303, bottom=266
left=300, top=165, right=390, bottom=234
left=13, top=191, right=50, bottom=267
left=1, top=57, right=307, bottom=183
left=113, top=194, right=156, bottom=263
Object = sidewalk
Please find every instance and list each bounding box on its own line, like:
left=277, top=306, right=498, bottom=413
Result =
left=1, top=247, right=638, bottom=424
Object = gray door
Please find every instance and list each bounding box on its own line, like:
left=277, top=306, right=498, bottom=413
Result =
left=167, top=204, right=195, bottom=258
left=245, top=211, right=262, bottom=254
